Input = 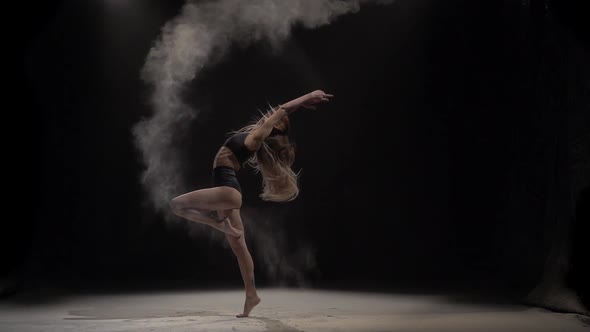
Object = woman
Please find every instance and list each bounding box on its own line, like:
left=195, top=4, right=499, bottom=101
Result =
left=169, top=89, right=333, bottom=317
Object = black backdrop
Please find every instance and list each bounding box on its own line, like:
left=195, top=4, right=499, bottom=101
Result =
left=4, top=0, right=589, bottom=310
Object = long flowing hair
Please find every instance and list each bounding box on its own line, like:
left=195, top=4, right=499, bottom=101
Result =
left=230, top=106, right=299, bottom=202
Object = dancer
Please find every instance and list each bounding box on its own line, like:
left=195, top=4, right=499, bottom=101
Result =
left=170, top=89, right=333, bottom=317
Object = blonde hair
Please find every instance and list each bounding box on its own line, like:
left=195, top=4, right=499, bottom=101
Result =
left=230, top=106, right=300, bottom=202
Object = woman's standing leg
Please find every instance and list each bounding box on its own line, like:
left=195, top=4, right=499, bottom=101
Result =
left=223, top=209, right=261, bottom=317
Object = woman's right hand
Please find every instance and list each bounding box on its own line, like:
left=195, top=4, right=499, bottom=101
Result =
left=301, top=90, right=334, bottom=110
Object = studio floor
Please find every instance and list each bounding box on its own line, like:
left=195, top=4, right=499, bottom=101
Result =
left=1, top=288, right=588, bottom=332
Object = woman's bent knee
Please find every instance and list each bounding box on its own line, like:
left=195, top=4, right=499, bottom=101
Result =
left=169, top=198, right=184, bottom=214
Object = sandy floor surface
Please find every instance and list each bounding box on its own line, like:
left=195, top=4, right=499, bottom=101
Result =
left=1, top=288, right=588, bottom=331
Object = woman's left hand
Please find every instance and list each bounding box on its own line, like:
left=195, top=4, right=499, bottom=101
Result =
left=301, top=90, right=334, bottom=110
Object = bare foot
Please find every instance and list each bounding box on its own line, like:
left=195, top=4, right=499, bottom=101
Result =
left=215, top=218, right=242, bottom=237
left=237, top=295, right=261, bottom=318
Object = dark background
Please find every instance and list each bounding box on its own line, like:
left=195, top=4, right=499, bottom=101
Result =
left=4, top=0, right=589, bottom=310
